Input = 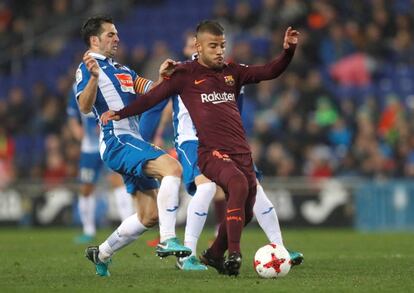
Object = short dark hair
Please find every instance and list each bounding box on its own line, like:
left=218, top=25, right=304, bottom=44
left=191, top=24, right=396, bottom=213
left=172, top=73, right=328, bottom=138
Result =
left=81, top=15, right=113, bottom=47
left=196, top=20, right=224, bottom=37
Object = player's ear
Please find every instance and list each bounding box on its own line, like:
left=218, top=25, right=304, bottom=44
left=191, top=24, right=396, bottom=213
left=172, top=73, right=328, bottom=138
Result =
left=90, top=35, right=99, bottom=48
left=195, top=39, right=202, bottom=54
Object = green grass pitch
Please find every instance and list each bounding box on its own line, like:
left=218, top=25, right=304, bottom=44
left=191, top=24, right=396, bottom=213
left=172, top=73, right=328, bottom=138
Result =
left=0, top=226, right=413, bottom=292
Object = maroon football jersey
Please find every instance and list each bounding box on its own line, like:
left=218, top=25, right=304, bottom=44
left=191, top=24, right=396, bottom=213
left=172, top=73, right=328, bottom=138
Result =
left=116, top=46, right=296, bottom=155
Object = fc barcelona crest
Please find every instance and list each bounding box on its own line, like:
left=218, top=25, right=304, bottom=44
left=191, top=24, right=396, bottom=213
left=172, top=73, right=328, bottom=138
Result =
left=224, top=75, right=235, bottom=86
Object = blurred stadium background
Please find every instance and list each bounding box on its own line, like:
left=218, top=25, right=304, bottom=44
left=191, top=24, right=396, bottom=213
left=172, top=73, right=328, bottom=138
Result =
left=1, top=0, right=414, bottom=232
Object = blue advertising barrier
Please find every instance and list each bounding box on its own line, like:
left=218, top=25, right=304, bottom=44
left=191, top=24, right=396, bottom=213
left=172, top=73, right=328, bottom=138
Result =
left=354, top=181, right=414, bottom=231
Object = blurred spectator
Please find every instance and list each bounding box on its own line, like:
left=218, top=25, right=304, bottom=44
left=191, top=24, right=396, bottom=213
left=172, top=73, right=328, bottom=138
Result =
left=128, top=44, right=149, bottom=73
left=320, top=23, right=355, bottom=65
left=231, top=1, right=257, bottom=31
left=143, top=40, right=176, bottom=82
left=6, top=87, right=32, bottom=135
left=43, top=135, right=67, bottom=188
left=329, top=53, right=372, bottom=86
left=304, top=145, right=333, bottom=179
left=0, top=125, right=15, bottom=188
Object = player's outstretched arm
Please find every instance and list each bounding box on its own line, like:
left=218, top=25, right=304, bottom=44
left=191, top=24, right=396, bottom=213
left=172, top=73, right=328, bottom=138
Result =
left=238, top=27, right=299, bottom=84
left=78, top=51, right=100, bottom=113
left=101, top=71, right=181, bottom=124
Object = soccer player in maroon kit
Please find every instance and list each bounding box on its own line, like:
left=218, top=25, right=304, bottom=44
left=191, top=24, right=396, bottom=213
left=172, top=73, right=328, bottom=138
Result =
left=102, top=20, right=299, bottom=276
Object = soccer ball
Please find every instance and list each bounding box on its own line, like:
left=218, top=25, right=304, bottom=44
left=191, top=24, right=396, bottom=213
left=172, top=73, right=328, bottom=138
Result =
left=254, top=243, right=291, bottom=278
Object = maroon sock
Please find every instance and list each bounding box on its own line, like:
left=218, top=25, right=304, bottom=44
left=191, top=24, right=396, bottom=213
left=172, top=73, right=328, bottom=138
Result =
left=210, top=174, right=248, bottom=256
left=209, top=221, right=227, bottom=258
left=214, top=198, right=226, bottom=225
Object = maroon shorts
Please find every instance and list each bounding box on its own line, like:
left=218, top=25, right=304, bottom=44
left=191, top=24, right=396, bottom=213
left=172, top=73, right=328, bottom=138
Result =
left=198, top=150, right=257, bottom=193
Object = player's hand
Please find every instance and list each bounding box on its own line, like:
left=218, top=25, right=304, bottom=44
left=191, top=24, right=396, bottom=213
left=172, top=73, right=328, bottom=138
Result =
left=159, top=58, right=179, bottom=78
left=283, top=27, right=299, bottom=49
left=101, top=110, right=120, bottom=125
left=83, top=50, right=100, bottom=78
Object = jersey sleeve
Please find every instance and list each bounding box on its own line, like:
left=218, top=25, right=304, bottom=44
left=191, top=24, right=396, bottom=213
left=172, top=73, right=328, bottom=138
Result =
left=236, top=46, right=296, bottom=85
left=134, top=76, right=153, bottom=94
left=139, top=98, right=169, bottom=142
left=75, top=63, right=91, bottom=98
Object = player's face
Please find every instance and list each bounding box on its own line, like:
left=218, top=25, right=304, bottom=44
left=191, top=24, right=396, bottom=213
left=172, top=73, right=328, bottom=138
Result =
left=196, top=32, right=226, bottom=69
left=96, top=22, right=119, bottom=58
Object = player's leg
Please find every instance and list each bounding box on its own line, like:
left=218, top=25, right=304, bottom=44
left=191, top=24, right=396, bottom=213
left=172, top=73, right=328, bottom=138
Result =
left=108, top=172, right=134, bottom=221
left=143, top=153, right=191, bottom=257
left=101, top=134, right=189, bottom=257
left=199, top=151, right=253, bottom=275
left=77, top=183, right=96, bottom=243
left=173, top=141, right=215, bottom=270
left=213, top=187, right=226, bottom=236
left=253, top=181, right=304, bottom=266
left=176, top=174, right=215, bottom=271
left=98, top=189, right=158, bottom=261
left=218, top=183, right=255, bottom=276
left=75, top=152, right=102, bottom=244
left=86, top=187, right=158, bottom=277
left=254, top=182, right=283, bottom=244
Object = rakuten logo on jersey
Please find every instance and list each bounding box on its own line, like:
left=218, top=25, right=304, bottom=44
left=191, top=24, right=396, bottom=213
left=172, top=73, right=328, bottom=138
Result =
left=201, top=92, right=235, bottom=104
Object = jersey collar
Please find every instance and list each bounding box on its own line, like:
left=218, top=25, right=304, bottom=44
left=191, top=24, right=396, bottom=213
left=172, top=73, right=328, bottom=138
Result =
left=88, top=52, right=119, bottom=67
left=88, top=52, right=107, bottom=60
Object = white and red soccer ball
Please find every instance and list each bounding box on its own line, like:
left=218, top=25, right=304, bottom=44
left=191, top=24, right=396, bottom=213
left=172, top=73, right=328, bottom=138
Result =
left=254, top=243, right=291, bottom=278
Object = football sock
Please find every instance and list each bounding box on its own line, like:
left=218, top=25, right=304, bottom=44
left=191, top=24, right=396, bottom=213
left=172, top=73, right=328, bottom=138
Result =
left=214, top=198, right=226, bottom=236
left=210, top=174, right=248, bottom=256
left=184, top=182, right=216, bottom=256
left=113, top=186, right=134, bottom=221
left=210, top=221, right=228, bottom=258
left=78, top=194, right=96, bottom=236
left=157, top=176, right=181, bottom=242
left=254, top=185, right=283, bottom=245
left=98, top=213, right=147, bottom=261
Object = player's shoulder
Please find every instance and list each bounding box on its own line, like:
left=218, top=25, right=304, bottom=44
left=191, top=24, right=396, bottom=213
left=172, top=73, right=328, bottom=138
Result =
left=225, top=62, right=248, bottom=77
left=169, top=60, right=193, bottom=78
left=116, top=62, right=135, bottom=74
left=227, top=62, right=248, bottom=69
left=177, top=60, right=194, bottom=71
left=76, top=62, right=87, bottom=73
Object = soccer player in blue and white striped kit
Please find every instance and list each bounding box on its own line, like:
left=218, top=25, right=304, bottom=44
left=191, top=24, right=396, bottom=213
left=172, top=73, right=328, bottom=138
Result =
left=76, top=15, right=190, bottom=277
left=67, top=86, right=134, bottom=244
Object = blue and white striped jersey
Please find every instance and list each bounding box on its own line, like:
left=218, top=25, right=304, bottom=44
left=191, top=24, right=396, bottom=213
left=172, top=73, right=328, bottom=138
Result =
left=75, top=52, right=152, bottom=141
left=67, top=85, right=100, bottom=153
left=171, top=94, right=198, bottom=145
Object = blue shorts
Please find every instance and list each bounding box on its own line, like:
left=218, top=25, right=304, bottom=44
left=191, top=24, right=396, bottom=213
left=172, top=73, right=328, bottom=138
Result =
left=101, top=134, right=164, bottom=194
left=79, top=152, right=103, bottom=184
left=176, top=140, right=201, bottom=195
left=254, top=163, right=263, bottom=182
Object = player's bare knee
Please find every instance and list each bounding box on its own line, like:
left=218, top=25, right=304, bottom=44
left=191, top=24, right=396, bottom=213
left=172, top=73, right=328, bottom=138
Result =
left=139, top=210, right=158, bottom=228
left=166, top=159, right=182, bottom=177
left=80, top=184, right=95, bottom=196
